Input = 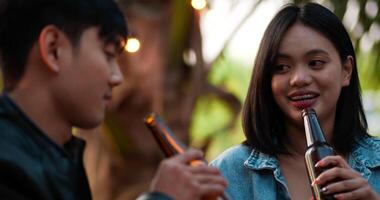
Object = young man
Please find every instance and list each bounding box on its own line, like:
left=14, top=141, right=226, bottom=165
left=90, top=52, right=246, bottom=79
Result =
left=0, top=0, right=227, bottom=199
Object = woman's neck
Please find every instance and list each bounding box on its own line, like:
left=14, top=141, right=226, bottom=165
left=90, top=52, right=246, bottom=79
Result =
left=283, top=123, right=308, bottom=156
left=283, top=115, right=335, bottom=156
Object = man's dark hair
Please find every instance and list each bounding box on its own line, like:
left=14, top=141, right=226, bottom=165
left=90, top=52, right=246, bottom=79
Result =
left=242, top=3, right=369, bottom=156
left=0, top=0, right=129, bottom=90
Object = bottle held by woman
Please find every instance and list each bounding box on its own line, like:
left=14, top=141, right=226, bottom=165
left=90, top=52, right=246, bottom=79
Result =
left=303, top=108, right=336, bottom=200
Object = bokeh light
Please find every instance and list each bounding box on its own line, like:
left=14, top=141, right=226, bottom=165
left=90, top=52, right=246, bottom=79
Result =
left=125, top=37, right=141, bottom=53
left=191, top=0, right=207, bottom=11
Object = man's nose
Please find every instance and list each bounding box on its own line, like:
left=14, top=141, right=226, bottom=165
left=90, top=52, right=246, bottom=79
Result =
left=109, top=64, right=124, bottom=88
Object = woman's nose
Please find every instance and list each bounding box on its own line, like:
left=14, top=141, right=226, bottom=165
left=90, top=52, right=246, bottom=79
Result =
left=289, top=65, right=312, bottom=87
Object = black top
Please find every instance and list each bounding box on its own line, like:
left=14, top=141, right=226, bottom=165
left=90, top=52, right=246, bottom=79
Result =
left=0, top=94, right=91, bottom=200
left=0, top=94, right=176, bottom=200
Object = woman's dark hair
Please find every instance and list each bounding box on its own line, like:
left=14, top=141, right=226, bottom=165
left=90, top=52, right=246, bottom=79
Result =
left=0, top=0, right=129, bottom=90
left=242, top=3, right=369, bottom=156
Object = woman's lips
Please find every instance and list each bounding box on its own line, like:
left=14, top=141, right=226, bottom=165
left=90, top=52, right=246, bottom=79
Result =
left=288, top=92, right=319, bottom=109
left=289, top=97, right=317, bottom=109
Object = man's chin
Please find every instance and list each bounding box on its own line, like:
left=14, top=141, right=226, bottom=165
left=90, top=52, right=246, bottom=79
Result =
left=75, top=116, right=105, bottom=130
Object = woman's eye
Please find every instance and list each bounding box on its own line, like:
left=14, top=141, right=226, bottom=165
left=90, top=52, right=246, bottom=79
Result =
left=273, top=64, right=291, bottom=74
left=309, top=60, right=325, bottom=68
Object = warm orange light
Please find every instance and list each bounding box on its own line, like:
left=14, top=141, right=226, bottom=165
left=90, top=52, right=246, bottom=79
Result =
left=191, top=0, right=207, bottom=11
left=145, top=115, right=154, bottom=124
left=125, top=37, right=140, bottom=53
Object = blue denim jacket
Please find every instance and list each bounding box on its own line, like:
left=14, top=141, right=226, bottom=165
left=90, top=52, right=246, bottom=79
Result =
left=211, top=137, right=380, bottom=200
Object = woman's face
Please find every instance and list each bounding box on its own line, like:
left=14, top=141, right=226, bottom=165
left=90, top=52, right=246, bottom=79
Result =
left=271, top=22, right=352, bottom=128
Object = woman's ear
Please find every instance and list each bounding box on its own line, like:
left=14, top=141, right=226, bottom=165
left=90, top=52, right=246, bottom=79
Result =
left=38, top=25, right=68, bottom=73
left=342, top=55, right=354, bottom=86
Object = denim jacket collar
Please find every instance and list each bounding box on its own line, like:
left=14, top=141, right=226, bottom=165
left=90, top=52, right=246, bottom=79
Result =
left=244, top=148, right=278, bottom=171
left=351, top=137, right=380, bottom=167
left=243, top=147, right=291, bottom=198
left=244, top=136, right=380, bottom=176
left=349, top=137, right=380, bottom=179
left=211, top=137, right=380, bottom=200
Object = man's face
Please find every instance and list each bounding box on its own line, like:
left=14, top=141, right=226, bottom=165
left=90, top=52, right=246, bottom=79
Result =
left=52, top=27, right=123, bottom=129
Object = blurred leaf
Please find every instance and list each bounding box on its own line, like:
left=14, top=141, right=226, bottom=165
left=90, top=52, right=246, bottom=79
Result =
left=205, top=114, right=245, bottom=160
left=190, top=95, right=233, bottom=144
left=208, top=58, right=252, bottom=102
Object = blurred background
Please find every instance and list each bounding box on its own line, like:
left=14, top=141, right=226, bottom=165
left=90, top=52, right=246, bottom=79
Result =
left=77, top=0, right=380, bottom=199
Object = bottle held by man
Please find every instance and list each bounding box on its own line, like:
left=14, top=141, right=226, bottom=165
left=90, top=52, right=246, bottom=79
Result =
left=144, top=113, right=229, bottom=200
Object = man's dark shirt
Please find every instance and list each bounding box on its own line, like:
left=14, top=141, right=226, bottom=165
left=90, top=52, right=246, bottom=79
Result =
left=0, top=94, right=91, bottom=200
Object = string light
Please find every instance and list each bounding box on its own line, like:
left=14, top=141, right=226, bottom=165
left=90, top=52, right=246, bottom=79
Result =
left=191, top=0, right=207, bottom=11
left=125, top=37, right=141, bottom=53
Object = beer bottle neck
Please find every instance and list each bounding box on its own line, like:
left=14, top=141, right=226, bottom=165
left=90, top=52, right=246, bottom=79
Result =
left=303, top=111, right=328, bottom=147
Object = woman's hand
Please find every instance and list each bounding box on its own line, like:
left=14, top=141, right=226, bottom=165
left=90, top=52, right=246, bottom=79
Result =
left=313, top=155, right=380, bottom=200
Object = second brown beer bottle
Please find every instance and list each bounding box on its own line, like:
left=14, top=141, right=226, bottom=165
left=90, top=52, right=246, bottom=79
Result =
left=302, top=108, right=337, bottom=200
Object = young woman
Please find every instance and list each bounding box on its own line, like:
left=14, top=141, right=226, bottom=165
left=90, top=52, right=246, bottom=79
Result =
left=211, top=3, right=380, bottom=200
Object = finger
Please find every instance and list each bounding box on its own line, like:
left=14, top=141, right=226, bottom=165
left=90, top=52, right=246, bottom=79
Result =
left=333, top=185, right=373, bottom=200
left=321, top=177, right=366, bottom=195
left=190, top=165, right=221, bottom=175
left=186, top=148, right=208, bottom=166
left=190, top=160, right=207, bottom=167
left=314, top=167, right=361, bottom=186
left=192, top=174, right=228, bottom=187
left=316, top=155, right=350, bottom=168
left=174, top=149, right=204, bottom=164
left=198, top=183, right=226, bottom=197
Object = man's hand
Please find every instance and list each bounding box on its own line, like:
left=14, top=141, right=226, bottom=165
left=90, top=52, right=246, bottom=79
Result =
left=150, top=149, right=228, bottom=200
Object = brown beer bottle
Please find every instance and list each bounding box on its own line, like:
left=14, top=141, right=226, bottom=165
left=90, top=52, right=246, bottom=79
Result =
left=144, top=113, right=203, bottom=166
left=302, top=108, right=336, bottom=200
left=144, top=113, right=229, bottom=200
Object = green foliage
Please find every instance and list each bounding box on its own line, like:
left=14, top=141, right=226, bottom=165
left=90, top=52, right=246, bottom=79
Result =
left=205, top=115, right=245, bottom=160
left=190, top=57, right=251, bottom=160
left=190, top=95, right=246, bottom=160
left=207, top=57, right=252, bottom=102
left=190, top=95, right=233, bottom=142
left=357, top=51, right=380, bottom=90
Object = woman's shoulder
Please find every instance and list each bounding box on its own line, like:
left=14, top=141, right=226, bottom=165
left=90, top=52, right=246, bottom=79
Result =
left=210, top=143, right=252, bottom=168
left=352, top=136, right=380, bottom=167
left=354, top=136, right=380, bottom=151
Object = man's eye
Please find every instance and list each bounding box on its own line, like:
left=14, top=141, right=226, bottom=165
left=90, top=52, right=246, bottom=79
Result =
left=105, top=51, right=116, bottom=60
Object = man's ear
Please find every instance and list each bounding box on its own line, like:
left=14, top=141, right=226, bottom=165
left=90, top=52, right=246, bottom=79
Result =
left=342, top=55, right=354, bottom=86
left=38, top=25, right=68, bottom=73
